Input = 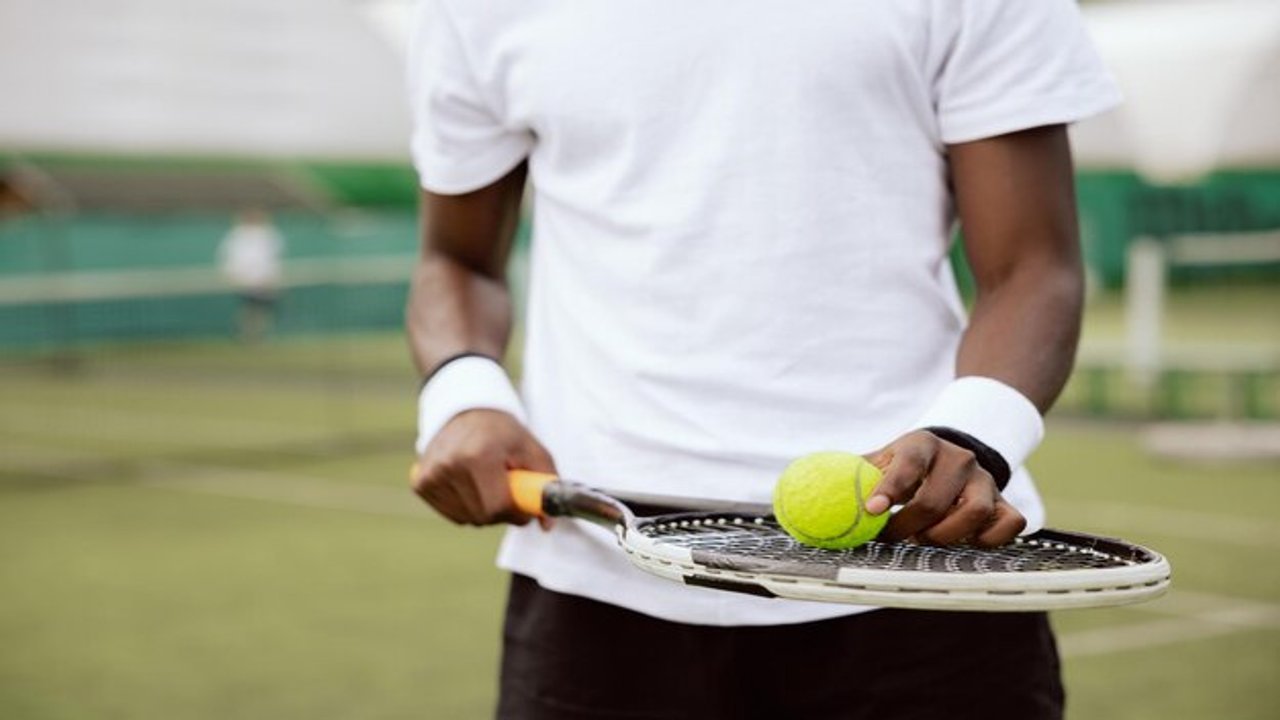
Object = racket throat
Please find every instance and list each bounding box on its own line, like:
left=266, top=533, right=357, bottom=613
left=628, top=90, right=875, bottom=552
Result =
left=543, top=482, right=628, bottom=527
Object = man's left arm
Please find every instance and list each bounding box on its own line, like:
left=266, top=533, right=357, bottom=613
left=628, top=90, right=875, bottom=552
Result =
left=950, top=124, right=1083, bottom=408
left=866, top=124, right=1083, bottom=546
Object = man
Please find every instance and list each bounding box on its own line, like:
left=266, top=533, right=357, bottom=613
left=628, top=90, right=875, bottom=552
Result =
left=217, top=208, right=285, bottom=343
left=406, top=1, right=1118, bottom=718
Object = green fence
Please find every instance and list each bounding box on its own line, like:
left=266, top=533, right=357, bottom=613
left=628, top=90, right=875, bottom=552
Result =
left=0, top=210, right=420, bottom=351
left=4, top=156, right=1277, bottom=354
left=1076, top=169, right=1280, bottom=287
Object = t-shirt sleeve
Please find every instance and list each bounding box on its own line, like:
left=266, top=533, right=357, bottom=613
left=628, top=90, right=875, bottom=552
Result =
left=934, top=0, right=1121, bottom=145
left=407, top=0, right=532, bottom=194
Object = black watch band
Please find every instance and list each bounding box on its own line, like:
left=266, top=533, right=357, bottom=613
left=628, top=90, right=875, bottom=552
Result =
left=418, top=351, right=502, bottom=390
left=920, top=426, right=1012, bottom=492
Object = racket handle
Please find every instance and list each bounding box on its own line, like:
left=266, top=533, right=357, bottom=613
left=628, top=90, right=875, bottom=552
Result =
left=409, top=463, right=556, bottom=518
left=509, top=469, right=558, bottom=516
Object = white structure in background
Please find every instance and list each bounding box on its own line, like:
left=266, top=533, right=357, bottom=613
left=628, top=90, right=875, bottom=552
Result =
left=1071, top=0, right=1280, bottom=389
left=4, top=0, right=1273, bottom=189
left=356, top=0, right=419, bottom=57
left=0, top=0, right=411, bottom=160
left=1073, top=0, right=1280, bottom=183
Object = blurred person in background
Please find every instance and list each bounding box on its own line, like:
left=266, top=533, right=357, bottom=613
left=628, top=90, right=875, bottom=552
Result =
left=405, top=1, right=1119, bottom=718
left=218, top=208, right=284, bottom=343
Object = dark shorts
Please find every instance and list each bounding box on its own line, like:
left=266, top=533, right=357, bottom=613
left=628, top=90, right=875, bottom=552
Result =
left=498, top=574, right=1063, bottom=720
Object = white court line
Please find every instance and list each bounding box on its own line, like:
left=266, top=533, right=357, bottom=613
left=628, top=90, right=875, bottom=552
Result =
left=137, top=462, right=1280, bottom=659
left=0, top=401, right=324, bottom=445
left=0, top=440, right=117, bottom=469
left=1048, top=499, right=1279, bottom=549
left=138, top=462, right=422, bottom=519
left=143, top=466, right=1279, bottom=548
left=1062, top=616, right=1270, bottom=658
left=144, top=463, right=1280, bottom=550
left=1060, top=590, right=1280, bottom=658
left=145, top=464, right=1280, bottom=654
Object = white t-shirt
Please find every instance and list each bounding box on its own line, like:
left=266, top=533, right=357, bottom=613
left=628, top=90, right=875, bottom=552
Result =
left=408, top=0, right=1120, bottom=626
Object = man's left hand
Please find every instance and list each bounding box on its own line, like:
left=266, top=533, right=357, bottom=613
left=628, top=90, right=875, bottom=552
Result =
left=863, top=430, right=1026, bottom=547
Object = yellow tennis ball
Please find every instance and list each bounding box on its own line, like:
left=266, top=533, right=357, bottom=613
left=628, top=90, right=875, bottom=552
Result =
left=773, top=451, right=889, bottom=550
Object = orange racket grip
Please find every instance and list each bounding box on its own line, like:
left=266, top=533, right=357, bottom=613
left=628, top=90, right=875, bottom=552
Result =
left=509, top=469, right=557, bottom=517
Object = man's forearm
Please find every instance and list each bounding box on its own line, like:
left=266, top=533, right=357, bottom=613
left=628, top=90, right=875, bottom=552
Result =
left=947, top=125, right=1084, bottom=415
left=406, top=253, right=513, bottom=377
left=405, top=166, right=551, bottom=525
left=406, top=163, right=528, bottom=378
left=956, top=257, right=1083, bottom=414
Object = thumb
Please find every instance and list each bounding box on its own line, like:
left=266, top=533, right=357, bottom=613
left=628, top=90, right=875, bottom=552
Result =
left=864, top=445, right=929, bottom=516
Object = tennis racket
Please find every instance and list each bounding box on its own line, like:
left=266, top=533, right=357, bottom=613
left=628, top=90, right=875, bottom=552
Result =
left=509, top=470, right=1171, bottom=612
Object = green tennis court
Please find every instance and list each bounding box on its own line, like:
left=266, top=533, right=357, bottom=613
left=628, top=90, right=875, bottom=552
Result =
left=1, top=332, right=1277, bottom=719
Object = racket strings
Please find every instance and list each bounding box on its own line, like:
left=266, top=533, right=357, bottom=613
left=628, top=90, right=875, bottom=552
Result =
left=638, top=515, right=1135, bottom=573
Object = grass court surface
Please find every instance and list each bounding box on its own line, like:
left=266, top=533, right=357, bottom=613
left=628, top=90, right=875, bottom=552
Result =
left=2, top=330, right=1278, bottom=719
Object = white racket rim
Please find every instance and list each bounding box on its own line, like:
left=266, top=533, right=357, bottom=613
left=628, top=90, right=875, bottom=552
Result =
left=616, top=526, right=1172, bottom=612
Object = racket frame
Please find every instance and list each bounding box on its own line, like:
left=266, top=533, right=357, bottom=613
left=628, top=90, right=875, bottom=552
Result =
left=511, top=471, right=1173, bottom=612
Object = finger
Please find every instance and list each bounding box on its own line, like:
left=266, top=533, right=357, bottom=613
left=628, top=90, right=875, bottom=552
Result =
left=472, top=458, right=529, bottom=526
left=972, top=500, right=1027, bottom=548
left=916, top=472, right=997, bottom=546
left=417, top=451, right=485, bottom=525
left=444, top=427, right=506, bottom=523
left=408, top=461, right=436, bottom=503
left=412, top=469, right=475, bottom=525
left=881, top=447, right=972, bottom=542
left=511, top=436, right=557, bottom=474
left=412, top=456, right=486, bottom=525
left=865, top=433, right=937, bottom=515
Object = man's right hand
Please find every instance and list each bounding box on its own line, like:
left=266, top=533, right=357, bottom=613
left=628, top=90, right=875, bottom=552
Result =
left=410, top=409, right=556, bottom=526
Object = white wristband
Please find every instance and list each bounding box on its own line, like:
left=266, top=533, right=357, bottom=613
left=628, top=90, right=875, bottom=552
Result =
left=415, top=356, right=527, bottom=455
left=912, top=376, right=1045, bottom=471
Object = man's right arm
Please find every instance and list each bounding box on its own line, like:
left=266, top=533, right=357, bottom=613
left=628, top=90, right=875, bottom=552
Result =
left=406, top=162, right=556, bottom=526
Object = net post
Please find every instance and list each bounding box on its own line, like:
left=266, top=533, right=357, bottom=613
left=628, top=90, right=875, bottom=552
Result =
left=1125, top=237, right=1165, bottom=399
